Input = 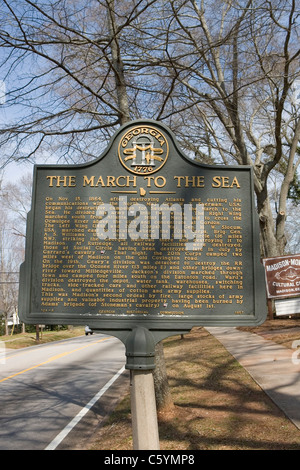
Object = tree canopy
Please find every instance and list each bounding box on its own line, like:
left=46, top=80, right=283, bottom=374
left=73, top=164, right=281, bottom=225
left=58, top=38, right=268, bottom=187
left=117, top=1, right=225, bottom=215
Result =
left=0, top=0, right=300, bottom=256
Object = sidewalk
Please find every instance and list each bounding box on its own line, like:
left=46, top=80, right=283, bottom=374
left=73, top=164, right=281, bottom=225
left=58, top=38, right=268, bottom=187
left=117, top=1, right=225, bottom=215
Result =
left=205, top=327, right=300, bottom=430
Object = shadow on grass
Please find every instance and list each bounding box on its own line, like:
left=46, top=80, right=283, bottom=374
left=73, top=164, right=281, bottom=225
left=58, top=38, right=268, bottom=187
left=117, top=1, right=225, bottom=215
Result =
left=91, top=328, right=300, bottom=450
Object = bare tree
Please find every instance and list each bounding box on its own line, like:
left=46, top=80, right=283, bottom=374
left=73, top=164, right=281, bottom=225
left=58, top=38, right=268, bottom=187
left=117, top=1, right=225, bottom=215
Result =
left=0, top=203, right=24, bottom=334
left=0, top=0, right=175, bottom=409
left=1, top=1, right=299, bottom=258
left=155, top=0, right=300, bottom=256
left=0, top=0, right=160, bottom=165
left=1, top=173, right=32, bottom=237
left=1, top=0, right=300, bottom=407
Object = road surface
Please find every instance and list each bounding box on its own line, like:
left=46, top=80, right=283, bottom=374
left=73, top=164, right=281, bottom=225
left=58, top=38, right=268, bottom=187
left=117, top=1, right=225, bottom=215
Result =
left=0, top=333, right=127, bottom=450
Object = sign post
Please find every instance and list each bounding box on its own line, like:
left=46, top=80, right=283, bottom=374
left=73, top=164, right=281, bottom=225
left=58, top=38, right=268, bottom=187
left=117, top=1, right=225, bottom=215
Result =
left=19, top=119, right=267, bottom=448
left=131, top=369, right=160, bottom=450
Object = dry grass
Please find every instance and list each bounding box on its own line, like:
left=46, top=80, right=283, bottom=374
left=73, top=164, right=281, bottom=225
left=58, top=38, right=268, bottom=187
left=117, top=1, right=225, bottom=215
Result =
left=88, top=321, right=300, bottom=451
left=238, top=318, right=300, bottom=349
left=1, top=327, right=85, bottom=349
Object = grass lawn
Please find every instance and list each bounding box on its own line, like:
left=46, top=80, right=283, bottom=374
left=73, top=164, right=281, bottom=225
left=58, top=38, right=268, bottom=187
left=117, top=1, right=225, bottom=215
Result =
left=1, top=326, right=85, bottom=349
left=88, top=323, right=300, bottom=450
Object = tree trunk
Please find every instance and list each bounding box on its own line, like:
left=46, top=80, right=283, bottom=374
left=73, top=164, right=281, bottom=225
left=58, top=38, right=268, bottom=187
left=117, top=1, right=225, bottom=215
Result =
left=5, top=317, right=9, bottom=336
left=276, top=118, right=300, bottom=255
left=256, top=188, right=282, bottom=258
left=107, top=0, right=130, bottom=125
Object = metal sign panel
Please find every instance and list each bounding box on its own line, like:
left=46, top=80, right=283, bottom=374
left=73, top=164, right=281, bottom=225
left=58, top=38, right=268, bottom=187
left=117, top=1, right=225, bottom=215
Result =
left=275, top=298, right=300, bottom=316
left=263, top=254, right=300, bottom=299
left=19, top=120, right=267, bottom=332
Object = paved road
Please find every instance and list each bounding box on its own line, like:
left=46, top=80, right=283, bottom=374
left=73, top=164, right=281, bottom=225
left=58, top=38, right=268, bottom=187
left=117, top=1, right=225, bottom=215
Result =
left=0, top=333, right=126, bottom=450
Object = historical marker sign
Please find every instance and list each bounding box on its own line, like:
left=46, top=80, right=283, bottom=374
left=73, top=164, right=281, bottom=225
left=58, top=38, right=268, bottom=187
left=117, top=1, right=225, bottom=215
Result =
left=263, top=254, right=300, bottom=299
left=19, top=120, right=266, bottom=334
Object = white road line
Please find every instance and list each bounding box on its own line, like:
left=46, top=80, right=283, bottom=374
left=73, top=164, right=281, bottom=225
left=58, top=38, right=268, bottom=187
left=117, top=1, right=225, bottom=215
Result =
left=45, top=365, right=125, bottom=450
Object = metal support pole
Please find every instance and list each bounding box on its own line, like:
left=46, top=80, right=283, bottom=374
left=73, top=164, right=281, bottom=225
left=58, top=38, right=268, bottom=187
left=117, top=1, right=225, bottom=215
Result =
left=96, top=326, right=191, bottom=450
left=130, top=369, right=160, bottom=450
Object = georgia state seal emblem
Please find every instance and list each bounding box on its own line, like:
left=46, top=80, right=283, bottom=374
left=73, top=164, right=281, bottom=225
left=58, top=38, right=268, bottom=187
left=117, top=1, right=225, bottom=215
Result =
left=118, top=124, right=169, bottom=175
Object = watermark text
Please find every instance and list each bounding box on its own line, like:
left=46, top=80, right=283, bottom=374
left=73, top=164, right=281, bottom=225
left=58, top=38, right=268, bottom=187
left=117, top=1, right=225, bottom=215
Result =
left=96, top=196, right=205, bottom=251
